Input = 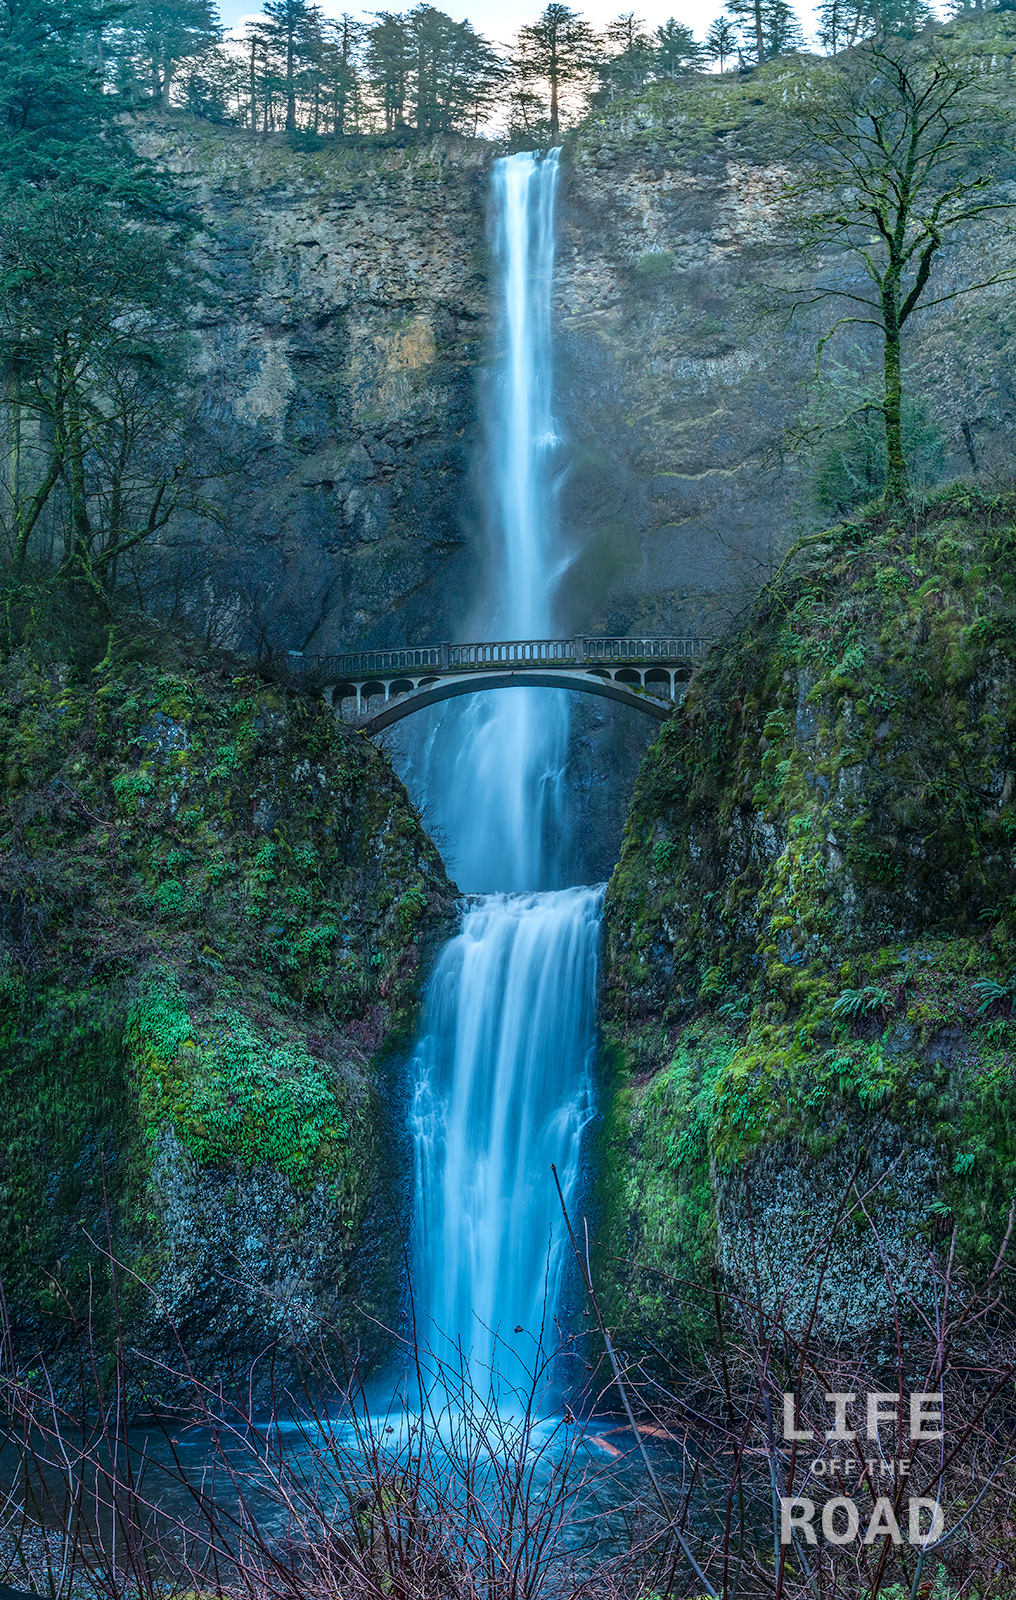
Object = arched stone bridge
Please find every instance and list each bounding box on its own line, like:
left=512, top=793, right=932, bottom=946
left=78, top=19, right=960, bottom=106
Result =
left=303, top=636, right=711, bottom=733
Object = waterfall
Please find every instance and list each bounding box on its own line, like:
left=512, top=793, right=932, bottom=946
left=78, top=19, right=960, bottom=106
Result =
left=410, top=887, right=601, bottom=1383
left=400, top=152, right=599, bottom=1396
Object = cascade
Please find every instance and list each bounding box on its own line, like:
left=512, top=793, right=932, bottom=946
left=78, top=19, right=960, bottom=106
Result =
left=399, top=151, right=600, bottom=1394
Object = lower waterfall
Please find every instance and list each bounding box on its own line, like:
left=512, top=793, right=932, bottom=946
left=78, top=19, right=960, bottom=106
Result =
left=409, top=886, right=602, bottom=1391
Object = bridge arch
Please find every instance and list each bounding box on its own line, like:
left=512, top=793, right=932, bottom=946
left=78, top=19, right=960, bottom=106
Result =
left=358, top=669, right=673, bottom=733
left=306, top=635, right=710, bottom=733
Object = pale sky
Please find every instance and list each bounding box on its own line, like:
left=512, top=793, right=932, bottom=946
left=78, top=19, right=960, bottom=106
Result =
left=222, top=0, right=826, bottom=55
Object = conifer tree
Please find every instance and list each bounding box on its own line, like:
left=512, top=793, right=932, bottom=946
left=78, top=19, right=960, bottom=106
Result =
left=263, top=0, right=323, bottom=131
left=365, top=11, right=413, bottom=129
left=111, top=0, right=221, bottom=106
left=512, top=3, right=595, bottom=140
left=321, top=14, right=364, bottom=134
left=407, top=5, right=502, bottom=133
left=705, top=14, right=737, bottom=66
left=725, top=0, right=802, bottom=62
left=654, top=17, right=702, bottom=75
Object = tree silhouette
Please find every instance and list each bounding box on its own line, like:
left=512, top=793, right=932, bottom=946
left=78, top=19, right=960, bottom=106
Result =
left=705, top=14, right=737, bottom=67
left=111, top=0, right=221, bottom=106
left=655, top=17, right=703, bottom=75
left=513, top=3, right=596, bottom=141
left=263, top=0, right=322, bottom=130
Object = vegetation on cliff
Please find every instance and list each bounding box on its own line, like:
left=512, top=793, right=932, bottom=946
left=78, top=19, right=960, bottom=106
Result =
left=600, top=485, right=1016, bottom=1338
left=0, top=626, right=454, bottom=1366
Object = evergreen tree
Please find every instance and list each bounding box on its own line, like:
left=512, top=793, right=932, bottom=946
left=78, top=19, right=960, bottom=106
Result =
left=816, top=0, right=849, bottom=52
left=512, top=3, right=596, bottom=140
left=654, top=17, right=702, bottom=76
left=320, top=13, right=363, bottom=134
left=262, top=0, right=322, bottom=131
left=365, top=11, right=413, bottom=129
left=705, top=14, right=737, bottom=66
left=111, top=0, right=221, bottom=106
left=865, top=0, right=934, bottom=36
left=243, top=18, right=278, bottom=129
left=407, top=5, right=502, bottom=133
left=596, top=12, right=655, bottom=96
left=763, top=0, right=804, bottom=53
left=605, top=10, right=642, bottom=50
left=1, top=0, right=128, bottom=187
left=179, top=45, right=246, bottom=119
left=725, top=0, right=764, bottom=64
left=819, top=0, right=932, bottom=50
left=725, top=0, right=802, bottom=62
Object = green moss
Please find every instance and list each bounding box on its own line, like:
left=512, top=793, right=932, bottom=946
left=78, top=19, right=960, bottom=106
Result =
left=130, top=976, right=349, bottom=1188
left=0, top=637, right=455, bottom=1352
left=602, top=484, right=1016, bottom=1305
left=595, top=1022, right=738, bottom=1345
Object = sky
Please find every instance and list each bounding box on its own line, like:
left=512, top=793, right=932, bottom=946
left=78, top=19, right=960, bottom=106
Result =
left=221, top=0, right=825, bottom=56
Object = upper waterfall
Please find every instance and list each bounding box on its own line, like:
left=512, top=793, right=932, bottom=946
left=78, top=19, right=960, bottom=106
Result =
left=390, top=151, right=571, bottom=894
left=490, top=149, right=561, bottom=639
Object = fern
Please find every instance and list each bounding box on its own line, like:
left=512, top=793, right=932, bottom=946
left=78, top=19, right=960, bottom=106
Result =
left=832, top=984, right=891, bottom=1017
left=974, top=976, right=1016, bottom=1014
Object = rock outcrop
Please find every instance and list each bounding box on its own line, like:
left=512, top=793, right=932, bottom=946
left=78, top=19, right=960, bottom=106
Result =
left=135, top=39, right=1016, bottom=659
left=597, top=486, right=1016, bottom=1343
left=138, top=123, right=494, bottom=657
left=0, top=635, right=455, bottom=1391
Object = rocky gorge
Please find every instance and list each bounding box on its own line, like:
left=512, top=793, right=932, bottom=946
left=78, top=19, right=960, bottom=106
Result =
left=4, top=37, right=1016, bottom=1397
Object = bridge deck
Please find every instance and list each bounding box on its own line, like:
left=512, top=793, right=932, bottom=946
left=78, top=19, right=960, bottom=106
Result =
left=290, top=635, right=712, bottom=731
left=307, top=635, right=710, bottom=683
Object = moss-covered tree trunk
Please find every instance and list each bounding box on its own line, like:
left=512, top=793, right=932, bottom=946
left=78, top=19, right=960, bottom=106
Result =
left=881, top=275, right=910, bottom=504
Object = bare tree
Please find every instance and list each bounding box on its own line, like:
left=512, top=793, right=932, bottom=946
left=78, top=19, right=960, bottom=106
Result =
left=789, top=38, right=1015, bottom=505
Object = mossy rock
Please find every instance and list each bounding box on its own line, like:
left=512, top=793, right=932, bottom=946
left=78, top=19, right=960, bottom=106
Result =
left=599, top=485, right=1016, bottom=1334
left=0, top=639, right=455, bottom=1390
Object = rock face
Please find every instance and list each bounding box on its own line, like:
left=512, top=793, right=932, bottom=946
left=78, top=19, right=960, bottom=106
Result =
left=141, top=56, right=1016, bottom=665
left=138, top=121, right=494, bottom=657
left=596, top=488, right=1016, bottom=1343
left=0, top=638, right=455, bottom=1392
left=554, top=62, right=1016, bottom=641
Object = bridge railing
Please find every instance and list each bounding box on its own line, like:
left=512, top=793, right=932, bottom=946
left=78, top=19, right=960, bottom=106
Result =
left=313, top=645, right=445, bottom=681
left=579, top=636, right=711, bottom=663
left=449, top=638, right=575, bottom=668
left=311, top=636, right=711, bottom=682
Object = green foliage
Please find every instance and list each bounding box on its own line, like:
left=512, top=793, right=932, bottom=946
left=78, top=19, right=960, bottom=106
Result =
left=0, top=643, right=453, bottom=1344
left=633, top=251, right=678, bottom=292
left=596, top=1023, right=738, bottom=1343
left=974, top=976, right=1016, bottom=1012
left=831, top=984, right=890, bottom=1016
left=803, top=363, right=948, bottom=516
left=603, top=485, right=1016, bottom=1283
left=130, top=979, right=349, bottom=1187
